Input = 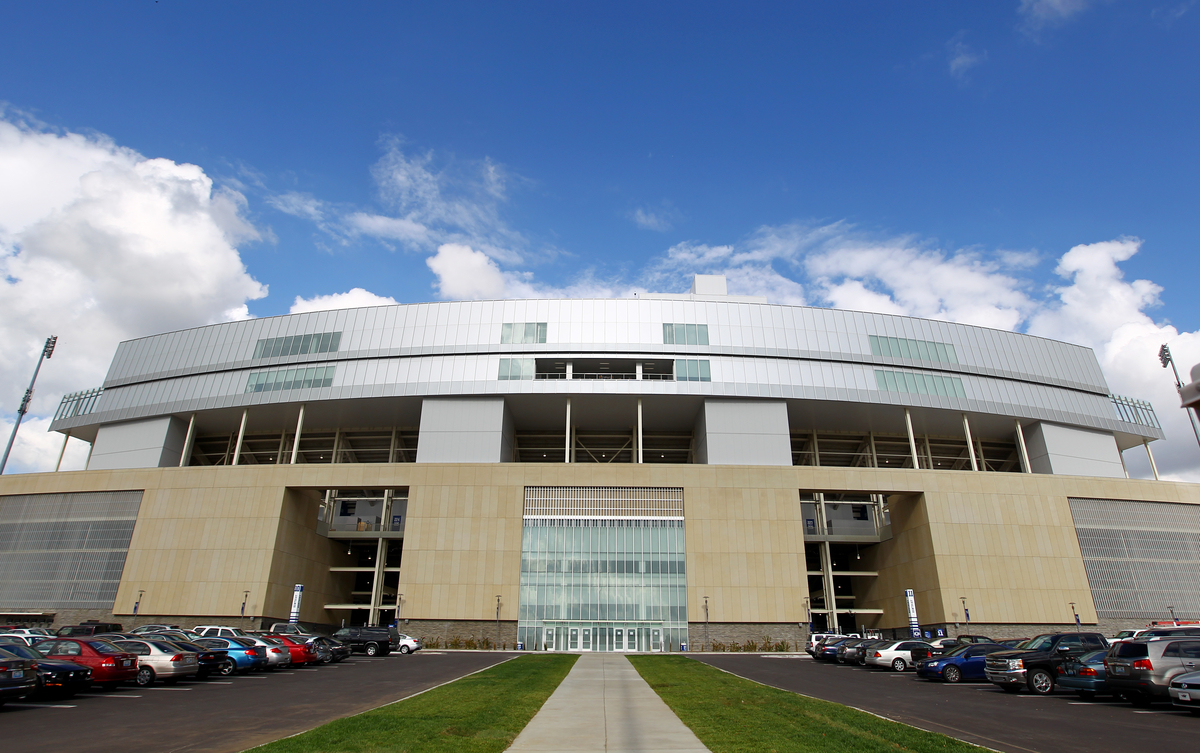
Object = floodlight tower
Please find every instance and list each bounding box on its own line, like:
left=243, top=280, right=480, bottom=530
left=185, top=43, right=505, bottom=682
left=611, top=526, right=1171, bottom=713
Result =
left=0, top=336, right=57, bottom=475
left=1159, top=344, right=1200, bottom=452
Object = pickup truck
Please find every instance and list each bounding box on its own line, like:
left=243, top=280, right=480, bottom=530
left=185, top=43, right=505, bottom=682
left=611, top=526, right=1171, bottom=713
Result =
left=984, top=632, right=1109, bottom=694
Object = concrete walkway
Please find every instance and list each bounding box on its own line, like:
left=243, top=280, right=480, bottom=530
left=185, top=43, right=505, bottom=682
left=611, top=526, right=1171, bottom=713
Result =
left=507, top=653, right=710, bottom=753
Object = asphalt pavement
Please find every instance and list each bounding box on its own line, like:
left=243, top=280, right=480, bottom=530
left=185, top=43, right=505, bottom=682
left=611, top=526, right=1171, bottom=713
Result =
left=694, top=653, right=1197, bottom=753
left=0, top=650, right=518, bottom=753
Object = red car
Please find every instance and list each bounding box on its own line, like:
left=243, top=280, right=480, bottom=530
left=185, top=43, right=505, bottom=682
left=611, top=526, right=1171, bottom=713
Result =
left=37, top=639, right=139, bottom=688
left=263, top=634, right=319, bottom=666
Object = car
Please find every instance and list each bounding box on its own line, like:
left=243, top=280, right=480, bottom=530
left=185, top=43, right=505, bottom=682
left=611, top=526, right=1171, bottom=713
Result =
left=35, top=638, right=139, bottom=689
left=193, top=625, right=251, bottom=638
left=2, top=628, right=52, bottom=637
left=140, top=637, right=230, bottom=679
left=984, top=632, right=1109, bottom=695
left=112, top=640, right=200, bottom=686
left=839, top=639, right=880, bottom=665
left=331, top=626, right=401, bottom=656
left=263, top=634, right=322, bottom=666
left=129, top=624, right=183, bottom=635
left=1168, top=669, right=1200, bottom=715
left=1056, top=649, right=1112, bottom=699
left=1105, top=638, right=1200, bottom=707
left=0, top=644, right=91, bottom=698
left=806, top=633, right=844, bottom=656
left=865, top=640, right=933, bottom=671
left=238, top=635, right=293, bottom=669
left=955, top=634, right=997, bottom=645
left=193, top=637, right=268, bottom=674
left=268, top=623, right=320, bottom=637
left=816, top=637, right=856, bottom=661
left=0, top=646, right=38, bottom=707
left=145, top=628, right=205, bottom=642
left=916, top=642, right=1008, bottom=683
left=0, top=634, right=43, bottom=647
left=310, top=636, right=352, bottom=663
left=55, top=621, right=124, bottom=637
left=394, top=633, right=422, bottom=654
left=998, top=639, right=1030, bottom=648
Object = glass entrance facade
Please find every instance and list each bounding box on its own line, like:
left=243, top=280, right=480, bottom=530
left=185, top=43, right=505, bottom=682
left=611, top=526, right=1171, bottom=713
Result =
left=517, top=487, right=688, bottom=652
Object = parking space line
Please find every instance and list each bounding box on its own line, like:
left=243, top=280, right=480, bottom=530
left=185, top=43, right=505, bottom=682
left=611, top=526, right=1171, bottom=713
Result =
left=6, top=702, right=77, bottom=709
left=203, top=681, right=233, bottom=684
left=75, top=694, right=142, bottom=698
left=145, top=687, right=192, bottom=691
left=234, top=675, right=268, bottom=679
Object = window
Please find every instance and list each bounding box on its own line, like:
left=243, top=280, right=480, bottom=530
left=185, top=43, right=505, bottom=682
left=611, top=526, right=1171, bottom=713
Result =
left=875, top=370, right=966, bottom=398
left=663, top=323, right=709, bottom=345
left=254, top=331, right=341, bottom=358
left=869, top=335, right=957, bottom=364
left=499, top=358, right=535, bottom=380
left=675, top=359, right=711, bottom=382
left=245, top=366, right=335, bottom=393
left=501, top=323, right=547, bottom=344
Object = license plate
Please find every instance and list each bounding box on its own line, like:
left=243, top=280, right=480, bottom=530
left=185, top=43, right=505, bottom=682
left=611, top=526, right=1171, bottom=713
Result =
left=122, top=659, right=132, bottom=667
left=12, top=670, right=23, bottom=678
left=185, top=657, right=195, bottom=663
left=1180, top=692, right=1192, bottom=702
left=1113, top=666, right=1126, bottom=674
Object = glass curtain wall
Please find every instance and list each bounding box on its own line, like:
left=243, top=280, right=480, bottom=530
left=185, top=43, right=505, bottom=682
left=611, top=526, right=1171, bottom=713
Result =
left=518, top=517, right=688, bottom=652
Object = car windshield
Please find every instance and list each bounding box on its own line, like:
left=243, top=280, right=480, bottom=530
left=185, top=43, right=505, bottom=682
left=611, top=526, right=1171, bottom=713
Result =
left=1112, top=642, right=1150, bottom=658
left=0, top=644, right=40, bottom=660
left=86, top=640, right=125, bottom=654
left=148, top=641, right=180, bottom=652
left=227, top=637, right=255, bottom=647
left=1023, top=635, right=1056, bottom=651
left=1078, top=649, right=1107, bottom=663
left=1113, top=631, right=1136, bottom=639
left=941, top=644, right=973, bottom=657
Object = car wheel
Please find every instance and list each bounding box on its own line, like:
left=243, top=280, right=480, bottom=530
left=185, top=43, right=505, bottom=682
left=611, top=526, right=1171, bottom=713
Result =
left=365, top=643, right=379, bottom=657
left=135, top=666, right=155, bottom=687
left=399, top=645, right=411, bottom=654
left=943, top=665, right=962, bottom=684
left=891, top=658, right=907, bottom=672
left=1027, top=668, right=1054, bottom=695
left=218, top=659, right=236, bottom=677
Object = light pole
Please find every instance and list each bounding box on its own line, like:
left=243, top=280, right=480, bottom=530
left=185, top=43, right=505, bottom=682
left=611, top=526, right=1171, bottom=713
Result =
left=960, top=596, right=970, bottom=633
left=1, top=336, right=57, bottom=475
left=703, top=596, right=709, bottom=651
left=1169, top=605, right=1178, bottom=626
left=397, top=593, right=404, bottom=625
left=134, top=589, right=145, bottom=618
left=241, top=590, right=250, bottom=628
left=1160, top=344, right=1200, bottom=450
left=1069, top=602, right=1080, bottom=632
left=495, top=595, right=502, bottom=649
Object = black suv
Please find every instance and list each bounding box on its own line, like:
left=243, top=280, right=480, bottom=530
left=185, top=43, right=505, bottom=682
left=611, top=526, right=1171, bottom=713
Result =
left=332, top=626, right=400, bottom=656
left=984, top=632, right=1108, bottom=694
left=55, top=621, right=124, bottom=637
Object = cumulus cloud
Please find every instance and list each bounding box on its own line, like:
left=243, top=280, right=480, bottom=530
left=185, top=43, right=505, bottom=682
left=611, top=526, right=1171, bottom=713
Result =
left=947, top=33, right=987, bottom=83
left=0, top=114, right=267, bottom=473
left=290, top=288, right=400, bottom=314
left=1018, top=0, right=1095, bottom=31
left=425, top=243, right=510, bottom=300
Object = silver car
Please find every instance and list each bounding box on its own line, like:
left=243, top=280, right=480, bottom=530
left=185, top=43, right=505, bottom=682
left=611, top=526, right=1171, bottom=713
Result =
left=1168, top=669, right=1200, bottom=714
left=241, top=635, right=292, bottom=669
left=1106, top=638, right=1200, bottom=706
left=113, top=640, right=199, bottom=686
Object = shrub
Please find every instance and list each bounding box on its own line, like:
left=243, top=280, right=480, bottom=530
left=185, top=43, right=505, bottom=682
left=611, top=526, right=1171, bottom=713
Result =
left=711, top=641, right=726, bottom=652
left=481, top=637, right=493, bottom=650
left=465, top=638, right=478, bottom=650
left=742, top=640, right=758, bottom=652
left=448, top=636, right=463, bottom=650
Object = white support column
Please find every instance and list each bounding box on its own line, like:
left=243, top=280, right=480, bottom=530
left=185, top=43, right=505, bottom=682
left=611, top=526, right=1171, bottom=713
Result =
left=565, top=398, right=572, bottom=463
left=371, top=537, right=388, bottom=626
left=812, top=431, right=821, bottom=467
left=636, top=362, right=643, bottom=380
left=821, top=538, right=837, bottom=629
left=231, top=409, right=249, bottom=466
left=389, top=428, right=398, bottom=464
left=923, top=435, right=934, bottom=469
left=331, top=429, right=341, bottom=464
left=571, top=424, right=577, bottom=463
left=1014, top=419, right=1032, bottom=473
left=290, top=405, right=305, bottom=464
left=275, top=431, right=287, bottom=464
left=868, top=432, right=878, bottom=468
left=1119, top=449, right=1130, bottom=479
left=179, top=413, right=197, bottom=468
left=904, top=408, right=920, bottom=469
left=566, top=361, right=573, bottom=380
left=1144, top=440, right=1160, bottom=480
left=962, top=413, right=978, bottom=471
left=976, top=437, right=986, bottom=471
left=54, top=431, right=71, bottom=472
left=636, top=398, right=643, bottom=463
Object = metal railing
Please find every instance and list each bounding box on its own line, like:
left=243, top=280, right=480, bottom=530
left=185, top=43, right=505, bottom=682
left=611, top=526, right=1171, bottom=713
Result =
left=54, top=387, right=104, bottom=420
left=1110, top=394, right=1161, bottom=430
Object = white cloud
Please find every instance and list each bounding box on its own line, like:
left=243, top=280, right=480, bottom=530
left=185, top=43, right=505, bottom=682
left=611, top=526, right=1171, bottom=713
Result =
left=0, top=416, right=90, bottom=473
left=267, top=191, right=326, bottom=222
left=630, top=206, right=678, bottom=232
left=1018, top=0, right=1095, bottom=31
left=345, top=212, right=430, bottom=247
left=0, top=115, right=267, bottom=473
left=290, top=288, right=399, bottom=314
left=426, top=243, right=509, bottom=300
left=947, top=33, right=987, bottom=82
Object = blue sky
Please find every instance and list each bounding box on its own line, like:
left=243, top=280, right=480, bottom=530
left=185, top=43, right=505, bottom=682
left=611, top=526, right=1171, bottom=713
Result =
left=2, top=1, right=1200, bottom=476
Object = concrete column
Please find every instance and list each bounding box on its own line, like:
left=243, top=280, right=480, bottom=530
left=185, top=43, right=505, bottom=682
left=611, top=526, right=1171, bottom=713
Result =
left=275, top=431, right=287, bottom=464
left=923, top=435, right=934, bottom=469
left=868, top=432, right=878, bottom=468
left=962, top=413, right=978, bottom=471
left=976, top=437, right=986, bottom=471
left=290, top=405, right=305, bottom=464
left=821, top=538, right=837, bottom=630
left=231, top=409, right=249, bottom=466
left=1144, top=440, right=1160, bottom=480
left=1119, top=449, right=1130, bottom=479
left=636, top=398, right=644, bottom=463
left=388, top=428, right=398, bottom=464
left=904, top=408, right=920, bottom=469
left=331, top=429, right=341, bottom=464
left=180, top=414, right=196, bottom=468
left=54, top=431, right=71, bottom=472
left=1014, top=419, right=1032, bottom=473
left=371, top=537, right=388, bottom=626
left=565, top=398, right=572, bottom=463
left=636, top=362, right=643, bottom=380
left=812, top=431, right=821, bottom=467
left=566, top=361, right=573, bottom=380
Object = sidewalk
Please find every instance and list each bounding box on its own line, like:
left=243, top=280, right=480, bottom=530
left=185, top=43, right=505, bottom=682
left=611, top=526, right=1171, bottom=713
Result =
left=507, top=653, right=710, bottom=753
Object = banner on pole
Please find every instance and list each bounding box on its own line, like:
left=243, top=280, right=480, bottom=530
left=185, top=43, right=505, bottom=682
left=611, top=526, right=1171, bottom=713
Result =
left=905, top=588, right=921, bottom=638
left=289, top=584, right=304, bottom=624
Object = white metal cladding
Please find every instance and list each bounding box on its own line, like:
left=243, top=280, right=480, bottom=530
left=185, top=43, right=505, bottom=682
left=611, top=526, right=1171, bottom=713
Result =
left=1068, top=497, right=1200, bottom=620
left=0, top=491, right=143, bottom=610
left=524, top=486, right=684, bottom=519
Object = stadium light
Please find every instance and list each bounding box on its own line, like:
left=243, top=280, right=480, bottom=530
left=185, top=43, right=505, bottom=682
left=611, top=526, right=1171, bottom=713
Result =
left=1158, top=344, right=1200, bottom=452
left=0, top=336, right=57, bottom=475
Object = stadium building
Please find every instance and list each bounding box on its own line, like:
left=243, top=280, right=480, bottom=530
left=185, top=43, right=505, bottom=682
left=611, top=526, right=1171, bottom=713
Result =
left=2, top=274, right=1198, bottom=649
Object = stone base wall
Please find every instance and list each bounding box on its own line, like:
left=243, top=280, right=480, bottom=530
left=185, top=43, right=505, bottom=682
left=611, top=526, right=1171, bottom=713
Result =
left=686, top=622, right=806, bottom=652
left=400, top=619, right=519, bottom=649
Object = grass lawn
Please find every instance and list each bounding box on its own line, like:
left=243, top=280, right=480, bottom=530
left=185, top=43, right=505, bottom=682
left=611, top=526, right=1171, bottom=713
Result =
left=629, top=656, right=982, bottom=753
left=249, top=654, right=577, bottom=753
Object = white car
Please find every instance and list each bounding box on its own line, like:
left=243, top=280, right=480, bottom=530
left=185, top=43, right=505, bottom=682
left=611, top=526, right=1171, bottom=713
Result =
left=864, top=640, right=933, bottom=671
left=193, top=625, right=250, bottom=638
left=0, top=633, right=43, bottom=646
left=395, top=633, right=422, bottom=654
left=2, top=628, right=52, bottom=637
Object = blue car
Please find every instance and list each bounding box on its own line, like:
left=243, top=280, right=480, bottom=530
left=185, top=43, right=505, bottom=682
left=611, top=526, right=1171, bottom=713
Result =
left=817, top=638, right=854, bottom=661
left=195, top=637, right=268, bottom=675
left=917, top=642, right=1007, bottom=682
left=1056, top=649, right=1110, bottom=699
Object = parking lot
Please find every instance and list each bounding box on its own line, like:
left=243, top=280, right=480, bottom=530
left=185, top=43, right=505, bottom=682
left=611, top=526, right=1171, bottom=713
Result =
left=696, top=653, right=1196, bottom=753
left=0, top=650, right=517, bottom=753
